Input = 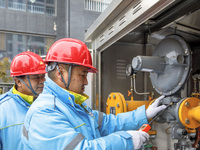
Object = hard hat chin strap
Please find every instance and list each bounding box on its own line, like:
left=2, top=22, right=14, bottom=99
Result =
left=67, top=65, right=72, bottom=89
left=56, top=64, right=72, bottom=90
left=17, top=76, right=38, bottom=96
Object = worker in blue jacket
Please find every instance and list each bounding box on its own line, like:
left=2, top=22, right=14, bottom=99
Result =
left=0, top=51, right=46, bottom=150
left=22, top=38, right=166, bottom=150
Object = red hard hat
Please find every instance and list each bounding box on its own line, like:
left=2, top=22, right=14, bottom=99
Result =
left=10, top=51, right=46, bottom=77
left=45, top=38, right=98, bottom=73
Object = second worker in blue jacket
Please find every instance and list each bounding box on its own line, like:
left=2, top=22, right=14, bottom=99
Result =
left=0, top=52, right=46, bottom=150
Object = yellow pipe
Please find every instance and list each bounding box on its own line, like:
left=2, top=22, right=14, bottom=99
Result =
left=126, top=100, right=151, bottom=111
left=179, top=97, right=200, bottom=128
left=106, top=92, right=151, bottom=115
left=188, top=105, right=200, bottom=122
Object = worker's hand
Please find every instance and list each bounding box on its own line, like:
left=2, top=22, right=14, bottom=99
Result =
left=126, top=130, right=149, bottom=150
left=146, top=95, right=167, bottom=119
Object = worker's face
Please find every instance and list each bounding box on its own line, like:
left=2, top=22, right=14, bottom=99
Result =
left=18, top=74, right=46, bottom=96
left=68, top=66, right=88, bottom=95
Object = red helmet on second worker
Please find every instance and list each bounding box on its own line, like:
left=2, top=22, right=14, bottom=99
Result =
left=44, top=38, right=98, bottom=73
left=10, top=51, right=46, bottom=77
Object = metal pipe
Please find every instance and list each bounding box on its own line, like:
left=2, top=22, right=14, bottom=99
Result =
left=193, top=78, right=197, bottom=93
left=130, top=76, right=134, bottom=98
left=198, top=76, right=200, bottom=93
left=98, top=51, right=101, bottom=111
left=133, top=74, right=150, bottom=95
left=132, top=56, right=166, bottom=73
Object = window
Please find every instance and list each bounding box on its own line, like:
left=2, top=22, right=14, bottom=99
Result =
left=46, top=6, right=54, bottom=16
left=0, top=33, right=6, bottom=59
left=18, top=34, right=22, bottom=42
left=8, top=0, right=26, bottom=11
left=6, top=33, right=26, bottom=60
left=27, top=35, right=45, bottom=55
left=28, top=0, right=55, bottom=16
left=4, top=0, right=56, bottom=16
left=5, top=33, right=54, bottom=60
left=46, top=0, right=55, bottom=16
left=46, top=0, right=54, bottom=5
left=28, top=0, right=45, bottom=14
left=85, top=0, right=112, bottom=12
left=0, top=0, right=5, bottom=8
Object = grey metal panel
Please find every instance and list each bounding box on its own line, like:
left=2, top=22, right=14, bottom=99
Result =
left=100, top=43, right=153, bottom=112
left=85, top=0, right=128, bottom=42
left=85, top=0, right=176, bottom=51
left=179, top=9, right=200, bottom=31
left=149, top=0, right=200, bottom=34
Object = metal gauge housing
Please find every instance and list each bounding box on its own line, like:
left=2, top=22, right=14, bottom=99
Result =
left=126, top=64, right=134, bottom=76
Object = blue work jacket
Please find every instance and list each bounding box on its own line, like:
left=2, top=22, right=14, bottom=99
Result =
left=22, top=78, right=148, bottom=150
left=0, top=88, right=30, bottom=150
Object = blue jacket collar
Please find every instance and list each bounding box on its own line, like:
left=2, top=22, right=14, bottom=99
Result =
left=43, top=78, right=76, bottom=106
left=3, top=87, right=31, bottom=107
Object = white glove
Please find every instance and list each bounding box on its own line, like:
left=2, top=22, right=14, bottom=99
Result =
left=146, top=95, right=167, bottom=119
left=127, top=130, right=149, bottom=150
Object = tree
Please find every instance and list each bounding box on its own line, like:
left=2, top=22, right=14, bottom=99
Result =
left=0, top=57, right=13, bottom=82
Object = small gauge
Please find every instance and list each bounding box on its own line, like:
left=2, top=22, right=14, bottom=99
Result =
left=126, top=64, right=134, bottom=76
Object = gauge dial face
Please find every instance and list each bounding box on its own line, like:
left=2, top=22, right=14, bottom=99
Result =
left=126, top=64, right=133, bottom=76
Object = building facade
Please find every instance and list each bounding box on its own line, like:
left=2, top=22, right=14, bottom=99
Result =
left=0, top=0, right=111, bottom=60
left=0, top=0, right=112, bottom=92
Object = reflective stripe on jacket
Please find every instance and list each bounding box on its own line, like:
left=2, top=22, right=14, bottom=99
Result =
left=22, top=78, right=148, bottom=150
left=0, top=88, right=30, bottom=150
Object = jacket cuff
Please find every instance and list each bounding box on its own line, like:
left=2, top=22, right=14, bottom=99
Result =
left=134, top=105, right=148, bottom=127
left=114, top=131, right=133, bottom=149
left=115, top=131, right=132, bottom=139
